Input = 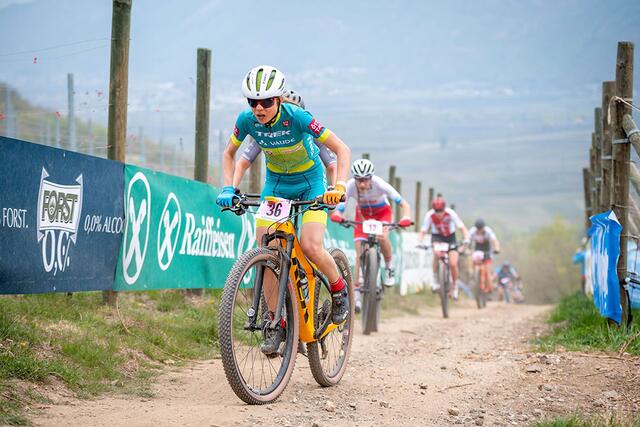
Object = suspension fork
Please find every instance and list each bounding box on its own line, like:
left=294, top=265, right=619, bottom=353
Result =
left=442, top=256, right=450, bottom=288
left=360, top=241, right=378, bottom=295
left=270, top=233, right=295, bottom=329
left=246, top=231, right=295, bottom=330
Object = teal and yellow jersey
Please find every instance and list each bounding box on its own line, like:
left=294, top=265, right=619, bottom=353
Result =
left=231, top=103, right=331, bottom=174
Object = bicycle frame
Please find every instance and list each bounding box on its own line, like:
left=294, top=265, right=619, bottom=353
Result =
left=242, top=202, right=338, bottom=344
left=473, top=259, right=492, bottom=292
left=341, top=220, right=401, bottom=286
left=422, top=241, right=465, bottom=287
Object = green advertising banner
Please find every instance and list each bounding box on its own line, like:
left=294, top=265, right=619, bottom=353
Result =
left=114, top=164, right=402, bottom=291
left=114, top=166, right=256, bottom=291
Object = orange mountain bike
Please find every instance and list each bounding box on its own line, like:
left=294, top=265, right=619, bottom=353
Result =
left=471, top=250, right=492, bottom=309
left=219, top=194, right=354, bottom=404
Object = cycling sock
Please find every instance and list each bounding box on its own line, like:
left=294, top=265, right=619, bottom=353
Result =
left=384, top=257, right=392, bottom=267
left=330, top=276, right=345, bottom=293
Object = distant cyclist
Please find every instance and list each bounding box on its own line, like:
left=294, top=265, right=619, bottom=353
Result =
left=572, top=237, right=587, bottom=294
left=417, top=197, right=470, bottom=299
left=496, top=261, right=520, bottom=283
left=232, top=89, right=338, bottom=187
left=495, top=261, right=521, bottom=302
left=469, top=218, right=501, bottom=263
left=330, top=159, right=412, bottom=312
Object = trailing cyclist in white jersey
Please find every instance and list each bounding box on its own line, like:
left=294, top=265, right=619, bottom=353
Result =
left=331, top=159, right=412, bottom=311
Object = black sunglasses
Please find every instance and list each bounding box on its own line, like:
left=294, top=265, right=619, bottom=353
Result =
left=247, top=97, right=277, bottom=108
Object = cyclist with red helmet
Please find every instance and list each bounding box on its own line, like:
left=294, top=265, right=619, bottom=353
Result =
left=418, top=197, right=470, bottom=299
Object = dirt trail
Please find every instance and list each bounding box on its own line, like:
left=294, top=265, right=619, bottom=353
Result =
left=33, top=301, right=640, bottom=426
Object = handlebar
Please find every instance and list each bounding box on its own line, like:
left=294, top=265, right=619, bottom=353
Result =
left=221, top=194, right=332, bottom=216
left=337, top=219, right=414, bottom=230
left=415, top=242, right=466, bottom=251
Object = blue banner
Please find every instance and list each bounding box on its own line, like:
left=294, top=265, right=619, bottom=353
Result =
left=588, top=210, right=622, bottom=324
left=0, top=137, right=124, bottom=294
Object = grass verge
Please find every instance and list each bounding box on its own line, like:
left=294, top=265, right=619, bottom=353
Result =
left=534, top=413, right=640, bottom=426
left=0, top=290, right=221, bottom=426
left=536, top=292, right=640, bottom=356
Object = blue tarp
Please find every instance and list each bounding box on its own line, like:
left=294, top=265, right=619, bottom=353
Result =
left=588, top=210, right=623, bottom=324
left=0, top=137, right=124, bottom=294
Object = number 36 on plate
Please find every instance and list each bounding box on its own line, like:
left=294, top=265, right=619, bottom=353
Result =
left=256, top=197, right=292, bottom=222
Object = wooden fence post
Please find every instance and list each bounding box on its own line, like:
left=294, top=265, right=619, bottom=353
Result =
left=388, top=165, right=396, bottom=190
left=627, top=196, right=640, bottom=235
left=362, top=152, right=370, bottom=160
left=104, top=0, right=132, bottom=306
left=592, top=132, right=601, bottom=213
left=590, top=144, right=597, bottom=215
left=601, top=81, right=616, bottom=210
left=611, top=41, right=634, bottom=327
left=583, top=168, right=593, bottom=231
left=194, top=48, right=211, bottom=185
left=188, top=47, right=211, bottom=297
left=394, top=177, right=402, bottom=222
left=594, top=108, right=603, bottom=212
left=67, top=73, right=77, bottom=152
left=428, top=187, right=434, bottom=210
left=414, top=181, right=422, bottom=231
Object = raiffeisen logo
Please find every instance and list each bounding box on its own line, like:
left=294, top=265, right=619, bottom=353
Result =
left=122, top=172, right=151, bottom=285
left=153, top=192, right=254, bottom=271
left=178, top=213, right=236, bottom=259
left=36, top=168, right=83, bottom=275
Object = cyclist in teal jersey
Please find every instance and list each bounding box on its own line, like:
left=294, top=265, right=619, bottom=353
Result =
left=216, top=65, right=351, bottom=355
left=232, top=89, right=338, bottom=187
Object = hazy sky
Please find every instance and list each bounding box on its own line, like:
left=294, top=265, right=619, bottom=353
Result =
left=1, top=0, right=639, bottom=228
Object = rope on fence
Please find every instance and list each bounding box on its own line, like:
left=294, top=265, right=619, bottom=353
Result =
left=607, top=96, right=640, bottom=125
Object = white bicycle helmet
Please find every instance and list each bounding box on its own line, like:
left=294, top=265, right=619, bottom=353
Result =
left=282, top=89, right=305, bottom=109
left=351, top=159, right=375, bottom=178
left=241, top=65, right=286, bottom=99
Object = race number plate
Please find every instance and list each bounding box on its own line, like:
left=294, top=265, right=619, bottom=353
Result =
left=362, top=219, right=384, bottom=236
left=256, top=197, right=292, bottom=222
left=472, top=250, right=485, bottom=264
left=433, top=242, right=450, bottom=252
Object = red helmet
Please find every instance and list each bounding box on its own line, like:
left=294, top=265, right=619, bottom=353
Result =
left=431, top=197, right=446, bottom=211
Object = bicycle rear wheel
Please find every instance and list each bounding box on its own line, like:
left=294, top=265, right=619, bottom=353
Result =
left=362, top=247, right=380, bottom=335
left=481, top=268, right=489, bottom=308
left=308, top=248, right=354, bottom=387
left=219, top=247, right=299, bottom=404
left=473, top=269, right=482, bottom=309
left=438, top=261, right=450, bottom=319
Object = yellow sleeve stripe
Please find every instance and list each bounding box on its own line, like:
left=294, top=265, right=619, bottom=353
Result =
left=231, top=134, right=243, bottom=147
left=315, top=128, right=331, bottom=143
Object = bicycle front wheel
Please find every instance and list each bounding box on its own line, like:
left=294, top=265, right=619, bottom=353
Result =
left=361, top=247, right=380, bottom=335
left=307, top=248, right=354, bottom=387
left=438, top=261, right=450, bottom=319
left=219, top=247, right=299, bottom=404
